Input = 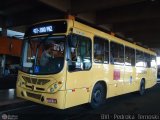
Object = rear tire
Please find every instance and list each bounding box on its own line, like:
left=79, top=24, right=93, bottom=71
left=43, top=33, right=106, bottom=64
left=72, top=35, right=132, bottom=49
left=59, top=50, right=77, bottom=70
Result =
left=90, top=83, right=106, bottom=109
left=139, top=80, right=145, bottom=96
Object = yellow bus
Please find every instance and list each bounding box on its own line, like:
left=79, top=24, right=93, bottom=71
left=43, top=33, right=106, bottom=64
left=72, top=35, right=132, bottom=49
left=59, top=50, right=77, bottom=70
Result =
left=16, top=17, right=157, bottom=109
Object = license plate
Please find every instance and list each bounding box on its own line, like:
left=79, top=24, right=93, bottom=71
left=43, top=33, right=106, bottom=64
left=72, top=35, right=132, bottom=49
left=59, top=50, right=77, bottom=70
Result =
left=47, top=98, right=57, bottom=103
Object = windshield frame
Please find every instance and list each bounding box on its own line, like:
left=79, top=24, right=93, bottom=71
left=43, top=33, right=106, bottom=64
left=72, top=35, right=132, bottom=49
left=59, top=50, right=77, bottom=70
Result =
left=20, top=35, right=67, bottom=75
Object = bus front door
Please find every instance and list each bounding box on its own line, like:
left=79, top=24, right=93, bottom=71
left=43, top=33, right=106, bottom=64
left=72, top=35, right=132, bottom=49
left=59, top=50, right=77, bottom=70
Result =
left=65, top=69, right=91, bottom=108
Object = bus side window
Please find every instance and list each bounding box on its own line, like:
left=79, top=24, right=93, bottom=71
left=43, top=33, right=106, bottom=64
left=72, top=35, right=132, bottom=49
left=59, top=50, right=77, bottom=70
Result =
left=110, top=42, right=124, bottom=65
left=136, top=50, right=144, bottom=67
left=151, top=55, right=156, bottom=68
left=125, top=46, right=135, bottom=66
left=144, top=53, right=151, bottom=68
left=104, top=41, right=109, bottom=64
left=94, top=37, right=109, bottom=64
left=94, top=37, right=104, bottom=63
left=78, top=38, right=92, bottom=70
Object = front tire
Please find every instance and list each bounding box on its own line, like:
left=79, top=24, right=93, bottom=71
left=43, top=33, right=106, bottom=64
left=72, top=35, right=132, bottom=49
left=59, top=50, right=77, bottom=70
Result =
left=90, top=83, right=106, bottom=109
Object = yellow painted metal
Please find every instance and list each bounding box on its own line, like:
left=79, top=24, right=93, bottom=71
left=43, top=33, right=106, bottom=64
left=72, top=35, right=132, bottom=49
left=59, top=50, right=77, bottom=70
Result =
left=16, top=19, right=157, bottom=109
left=16, top=86, right=66, bottom=109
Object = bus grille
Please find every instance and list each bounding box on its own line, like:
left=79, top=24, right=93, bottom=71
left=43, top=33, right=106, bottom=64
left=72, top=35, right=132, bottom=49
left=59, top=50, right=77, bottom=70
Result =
left=26, top=92, right=41, bottom=100
left=22, top=76, right=50, bottom=85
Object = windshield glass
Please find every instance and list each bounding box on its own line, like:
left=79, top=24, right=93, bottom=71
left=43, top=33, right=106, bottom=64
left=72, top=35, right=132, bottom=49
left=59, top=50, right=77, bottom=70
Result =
left=21, top=36, right=65, bottom=75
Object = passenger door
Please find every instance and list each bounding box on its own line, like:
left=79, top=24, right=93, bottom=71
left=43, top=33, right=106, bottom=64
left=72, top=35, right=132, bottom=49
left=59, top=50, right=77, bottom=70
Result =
left=65, top=33, right=92, bottom=107
left=66, top=34, right=92, bottom=89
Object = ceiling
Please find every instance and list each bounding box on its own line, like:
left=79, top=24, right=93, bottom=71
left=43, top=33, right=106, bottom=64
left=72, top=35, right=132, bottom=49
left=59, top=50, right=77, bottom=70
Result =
left=0, top=0, right=160, bottom=54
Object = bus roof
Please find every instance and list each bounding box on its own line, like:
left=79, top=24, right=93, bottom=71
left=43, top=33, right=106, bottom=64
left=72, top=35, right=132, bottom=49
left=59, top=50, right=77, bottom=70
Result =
left=24, top=19, right=156, bottom=56
left=72, top=19, right=156, bottom=56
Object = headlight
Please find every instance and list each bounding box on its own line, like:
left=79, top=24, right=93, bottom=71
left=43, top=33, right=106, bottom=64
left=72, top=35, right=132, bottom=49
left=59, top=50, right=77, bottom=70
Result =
left=54, top=83, right=58, bottom=89
left=48, top=83, right=59, bottom=93
left=50, top=88, right=54, bottom=93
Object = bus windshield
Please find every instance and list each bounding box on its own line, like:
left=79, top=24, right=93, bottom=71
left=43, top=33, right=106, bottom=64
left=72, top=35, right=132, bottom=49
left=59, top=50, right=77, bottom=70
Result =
left=21, top=36, right=65, bottom=75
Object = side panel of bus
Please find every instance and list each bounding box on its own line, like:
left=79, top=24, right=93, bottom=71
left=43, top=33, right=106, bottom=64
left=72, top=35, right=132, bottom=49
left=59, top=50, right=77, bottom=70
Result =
left=65, top=29, right=93, bottom=108
left=123, top=66, right=136, bottom=94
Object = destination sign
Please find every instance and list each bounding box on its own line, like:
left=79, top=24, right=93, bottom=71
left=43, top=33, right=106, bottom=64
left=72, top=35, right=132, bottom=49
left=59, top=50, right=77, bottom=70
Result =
left=25, top=21, right=67, bottom=36
left=32, top=26, right=54, bottom=34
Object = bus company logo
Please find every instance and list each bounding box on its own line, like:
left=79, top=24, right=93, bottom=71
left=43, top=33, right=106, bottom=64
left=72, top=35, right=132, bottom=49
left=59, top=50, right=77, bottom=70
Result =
left=1, top=114, right=18, bottom=120
left=2, top=114, right=8, bottom=120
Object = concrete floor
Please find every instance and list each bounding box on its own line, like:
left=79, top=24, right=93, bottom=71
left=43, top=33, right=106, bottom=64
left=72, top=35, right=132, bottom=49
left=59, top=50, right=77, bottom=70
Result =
left=0, top=89, right=25, bottom=106
left=0, top=75, right=17, bottom=89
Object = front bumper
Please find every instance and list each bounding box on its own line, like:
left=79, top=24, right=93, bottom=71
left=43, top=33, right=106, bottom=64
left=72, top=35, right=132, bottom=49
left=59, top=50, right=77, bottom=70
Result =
left=16, top=86, right=66, bottom=109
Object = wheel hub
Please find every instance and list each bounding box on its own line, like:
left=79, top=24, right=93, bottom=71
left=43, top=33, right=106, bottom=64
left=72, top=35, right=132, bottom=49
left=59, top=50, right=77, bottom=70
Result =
left=94, top=90, right=101, bottom=103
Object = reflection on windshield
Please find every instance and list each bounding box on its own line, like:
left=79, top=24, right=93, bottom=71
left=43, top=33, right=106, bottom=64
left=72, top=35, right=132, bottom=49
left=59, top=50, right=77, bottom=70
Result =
left=21, top=36, right=65, bottom=74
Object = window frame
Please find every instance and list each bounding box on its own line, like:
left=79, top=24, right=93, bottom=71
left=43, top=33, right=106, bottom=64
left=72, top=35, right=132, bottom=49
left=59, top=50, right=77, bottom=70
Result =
left=20, top=35, right=66, bottom=75
left=125, top=46, right=135, bottom=67
left=135, top=50, right=144, bottom=67
left=110, top=41, right=125, bottom=66
left=93, top=36, right=109, bottom=64
left=150, top=55, right=157, bottom=69
left=144, top=53, right=151, bottom=68
left=67, top=34, right=92, bottom=72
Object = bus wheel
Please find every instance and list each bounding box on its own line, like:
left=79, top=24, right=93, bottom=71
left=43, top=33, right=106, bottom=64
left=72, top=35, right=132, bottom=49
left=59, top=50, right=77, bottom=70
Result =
left=139, top=80, right=145, bottom=96
left=90, top=83, right=105, bottom=109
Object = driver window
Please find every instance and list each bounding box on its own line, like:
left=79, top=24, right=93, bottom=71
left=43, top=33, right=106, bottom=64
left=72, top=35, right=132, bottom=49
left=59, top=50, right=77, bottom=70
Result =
left=68, top=34, right=92, bottom=71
